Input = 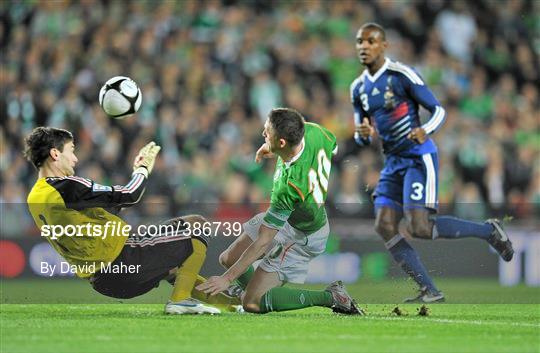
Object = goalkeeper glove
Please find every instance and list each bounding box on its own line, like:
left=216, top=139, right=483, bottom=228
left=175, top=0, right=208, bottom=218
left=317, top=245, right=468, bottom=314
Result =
left=133, top=141, right=161, bottom=176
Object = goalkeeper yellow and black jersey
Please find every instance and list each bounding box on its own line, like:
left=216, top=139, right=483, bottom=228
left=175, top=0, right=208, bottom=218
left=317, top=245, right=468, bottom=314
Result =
left=27, top=172, right=147, bottom=278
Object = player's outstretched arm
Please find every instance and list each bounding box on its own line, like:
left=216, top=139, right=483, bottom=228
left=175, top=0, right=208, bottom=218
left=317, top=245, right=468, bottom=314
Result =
left=133, top=141, right=161, bottom=176
left=196, top=225, right=278, bottom=296
left=49, top=142, right=161, bottom=210
left=49, top=173, right=147, bottom=210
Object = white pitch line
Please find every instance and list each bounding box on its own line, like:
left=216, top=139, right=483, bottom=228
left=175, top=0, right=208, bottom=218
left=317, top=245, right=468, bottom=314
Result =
left=365, top=316, right=540, bottom=328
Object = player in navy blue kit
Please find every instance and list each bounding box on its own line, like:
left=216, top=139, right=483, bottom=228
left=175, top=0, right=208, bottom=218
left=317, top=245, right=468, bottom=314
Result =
left=351, top=23, right=514, bottom=303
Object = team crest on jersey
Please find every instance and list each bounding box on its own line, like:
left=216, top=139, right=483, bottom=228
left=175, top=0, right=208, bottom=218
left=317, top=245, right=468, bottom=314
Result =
left=384, top=77, right=396, bottom=110
left=92, top=183, right=112, bottom=192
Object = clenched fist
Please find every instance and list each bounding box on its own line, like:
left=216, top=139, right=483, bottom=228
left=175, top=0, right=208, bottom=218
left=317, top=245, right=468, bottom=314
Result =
left=355, top=118, right=374, bottom=139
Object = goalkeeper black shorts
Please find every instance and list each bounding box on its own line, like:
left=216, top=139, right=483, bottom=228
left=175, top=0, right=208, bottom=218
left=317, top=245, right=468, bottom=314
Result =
left=90, top=217, right=202, bottom=299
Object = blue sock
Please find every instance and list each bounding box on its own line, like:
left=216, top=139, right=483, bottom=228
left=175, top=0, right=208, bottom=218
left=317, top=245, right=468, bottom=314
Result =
left=386, top=235, right=439, bottom=293
left=433, top=216, right=493, bottom=240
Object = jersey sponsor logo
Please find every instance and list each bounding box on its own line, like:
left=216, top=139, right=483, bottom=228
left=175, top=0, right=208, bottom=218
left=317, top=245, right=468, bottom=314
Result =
left=371, top=87, right=380, bottom=96
left=92, top=183, right=112, bottom=192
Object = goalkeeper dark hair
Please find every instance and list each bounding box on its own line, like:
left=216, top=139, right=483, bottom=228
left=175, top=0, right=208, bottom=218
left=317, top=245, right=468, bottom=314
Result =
left=24, top=127, right=73, bottom=169
left=268, top=108, right=305, bottom=146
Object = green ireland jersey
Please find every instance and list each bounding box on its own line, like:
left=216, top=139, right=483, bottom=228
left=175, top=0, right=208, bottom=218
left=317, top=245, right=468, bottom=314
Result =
left=262, top=122, right=338, bottom=234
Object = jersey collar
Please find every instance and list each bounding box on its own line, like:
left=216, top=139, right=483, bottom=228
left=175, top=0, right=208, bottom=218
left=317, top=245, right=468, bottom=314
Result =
left=365, top=57, right=390, bottom=82
left=284, top=138, right=305, bottom=169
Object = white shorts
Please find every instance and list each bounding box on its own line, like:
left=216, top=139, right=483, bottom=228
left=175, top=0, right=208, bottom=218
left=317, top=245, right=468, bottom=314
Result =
left=243, top=213, right=329, bottom=284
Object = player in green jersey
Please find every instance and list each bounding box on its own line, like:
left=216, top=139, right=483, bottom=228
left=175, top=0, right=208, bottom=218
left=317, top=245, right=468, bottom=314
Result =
left=197, top=108, right=362, bottom=315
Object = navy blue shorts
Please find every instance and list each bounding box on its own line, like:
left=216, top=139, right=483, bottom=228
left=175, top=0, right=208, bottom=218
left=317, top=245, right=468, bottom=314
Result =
left=373, top=152, right=438, bottom=213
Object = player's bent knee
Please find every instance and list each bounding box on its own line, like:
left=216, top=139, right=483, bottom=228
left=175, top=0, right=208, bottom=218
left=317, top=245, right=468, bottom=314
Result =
left=242, top=292, right=264, bottom=313
left=407, top=220, right=432, bottom=239
left=241, top=296, right=262, bottom=313
left=374, top=219, right=398, bottom=240
left=242, top=302, right=261, bottom=313
left=218, top=251, right=231, bottom=268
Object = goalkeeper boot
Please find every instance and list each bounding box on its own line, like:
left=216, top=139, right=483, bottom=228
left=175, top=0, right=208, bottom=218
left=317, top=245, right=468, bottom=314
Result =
left=404, top=287, right=445, bottom=303
left=325, top=281, right=365, bottom=315
left=165, top=298, right=221, bottom=315
left=486, top=219, right=514, bottom=262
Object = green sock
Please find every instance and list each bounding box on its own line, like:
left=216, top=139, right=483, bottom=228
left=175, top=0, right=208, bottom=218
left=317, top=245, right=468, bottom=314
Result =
left=259, top=287, right=333, bottom=313
left=236, top=265, right=254, bottom=289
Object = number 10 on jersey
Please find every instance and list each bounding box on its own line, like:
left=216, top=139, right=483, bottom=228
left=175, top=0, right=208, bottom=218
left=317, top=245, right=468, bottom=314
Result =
left=308, top=149, right=331, bottom=206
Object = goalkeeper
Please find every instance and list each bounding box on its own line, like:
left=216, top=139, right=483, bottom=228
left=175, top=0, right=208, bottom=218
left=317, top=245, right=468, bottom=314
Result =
left=25, top=127, right=237, bottom=314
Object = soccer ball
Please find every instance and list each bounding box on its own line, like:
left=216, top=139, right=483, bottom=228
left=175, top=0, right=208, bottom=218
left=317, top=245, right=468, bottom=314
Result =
left=99, top=76, right=142, bottom=119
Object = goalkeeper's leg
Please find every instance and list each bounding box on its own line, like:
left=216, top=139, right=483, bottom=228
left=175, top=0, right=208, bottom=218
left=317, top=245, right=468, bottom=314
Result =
left=169, top=238, right=207, bottom=302
left=168, top=274, right=241, bottom=312
left=167, top=274, right=240, bottom=313
left=192, top=275, right=241, bottom=312
left=166, top=215, right=220, bottom=315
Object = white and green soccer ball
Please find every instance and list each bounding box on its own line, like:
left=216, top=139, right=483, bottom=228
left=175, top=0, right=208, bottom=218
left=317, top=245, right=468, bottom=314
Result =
left=99, top=76, right=142, bottom=119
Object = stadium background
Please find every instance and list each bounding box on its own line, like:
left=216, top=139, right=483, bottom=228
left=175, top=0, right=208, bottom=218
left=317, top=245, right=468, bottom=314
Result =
left=1, top=0, right=539, bottom=296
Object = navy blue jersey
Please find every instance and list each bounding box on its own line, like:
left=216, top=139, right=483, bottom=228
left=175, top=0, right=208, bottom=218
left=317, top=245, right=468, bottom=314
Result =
left=350, top=58, right=446, bottom=156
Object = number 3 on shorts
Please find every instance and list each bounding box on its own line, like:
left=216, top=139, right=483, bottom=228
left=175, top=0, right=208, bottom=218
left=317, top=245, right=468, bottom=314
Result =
left=410, top=182, right=424, bottom=201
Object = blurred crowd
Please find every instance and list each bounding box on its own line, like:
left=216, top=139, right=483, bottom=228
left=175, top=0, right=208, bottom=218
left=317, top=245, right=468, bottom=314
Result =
left=1, top=0, right=539, bottom=237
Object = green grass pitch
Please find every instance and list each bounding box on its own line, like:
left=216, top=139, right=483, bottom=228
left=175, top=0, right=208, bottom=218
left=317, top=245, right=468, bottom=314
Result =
left=1, top=279, right=539, bottom=353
